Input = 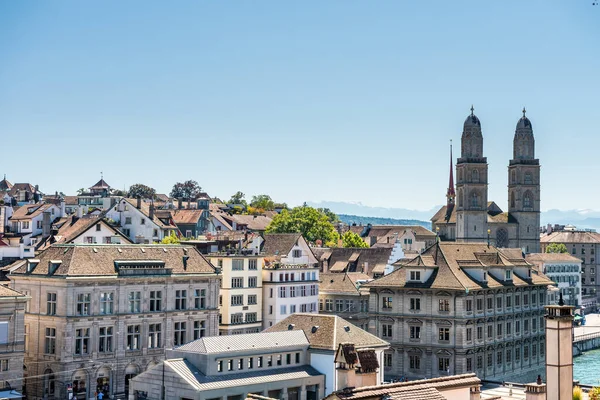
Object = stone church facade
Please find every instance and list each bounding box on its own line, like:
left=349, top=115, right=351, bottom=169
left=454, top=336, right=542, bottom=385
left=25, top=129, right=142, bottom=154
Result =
left=431, top=107, right=541, bottom=254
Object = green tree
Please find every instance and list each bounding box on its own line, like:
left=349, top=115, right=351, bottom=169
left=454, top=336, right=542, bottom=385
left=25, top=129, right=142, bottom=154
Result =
left=546, top=243, right=568, bottom=253
left=170, top=180, right=202, bottom=207
left=228, top=191, right=247, bottom=206
left=128, top=183, right=156, bottom=199
left=342, top=231, right=369, bottom=248
left=588, top=387, right=600, bottom=400
left=266, top=206, right=338, bottom=244
left=317, top=208, right=340, bottom=224
left=160, top=232, right=180, bottom=244
left=250, top=194, right=275, bottom=211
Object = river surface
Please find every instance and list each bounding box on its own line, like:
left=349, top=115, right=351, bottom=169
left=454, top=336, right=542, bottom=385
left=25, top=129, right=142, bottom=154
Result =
left=574, top=348, right=600, bottom=386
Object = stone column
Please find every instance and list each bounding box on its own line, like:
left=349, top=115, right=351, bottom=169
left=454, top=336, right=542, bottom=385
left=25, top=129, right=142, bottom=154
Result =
left=545, top=300, right=575, bottom=400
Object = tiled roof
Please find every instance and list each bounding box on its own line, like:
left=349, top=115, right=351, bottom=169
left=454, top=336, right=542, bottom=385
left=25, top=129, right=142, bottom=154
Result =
left=526, top=253, right=583, bottom=263
left=320, top=273, right=371, bottom=295
left=9, top=203, right=57, bottom=221
left=38, top=215, right=132, bottom=250
left=229, top=214, right=272, bottom=231
left=265, top=313, right=389, bottom=351
left=368, top=242, right=553, bottom=291
left=431, top=205, right=457, bottom=224
left=174, top=330, right=308, bottom=354
left=540, top=231, right=600, bottom=244
left=164, top=360, right=322, bottom=391
left=171, top=209, right=204, bottom=225
left=210, top=211, right=233, bottom=230
left=10, top=244, right=216, bottom=277
left=262, top=233, right=302, bottom=256
left=356, top=349, right=378, bottom=373
left=0, top=284, right=28, bottom=298
left=322, top=248, right=392, bottom=276
left=89, top=178, right=110, bottom=189
left=349, top=225, right=436, bottom=241
left=0, top=177, right=13, bottom=191
left=330, top=373, right=480, bottom=399
left=122, top=198, right=178, bottom=230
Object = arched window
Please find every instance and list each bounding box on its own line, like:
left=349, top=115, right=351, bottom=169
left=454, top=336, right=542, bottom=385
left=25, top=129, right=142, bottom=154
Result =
left=471, top=192, right=479, bottom=208
left=511, top=171, right=517, bottom=184
left=510, top=192, right=515, bottom=208
left=457, top=189, right=463, bottom=207
left=524, top=192, right=533, bottom=208
left=524, top=173, right=532, bottom=185
left=472, top=169, right=479, bottom=183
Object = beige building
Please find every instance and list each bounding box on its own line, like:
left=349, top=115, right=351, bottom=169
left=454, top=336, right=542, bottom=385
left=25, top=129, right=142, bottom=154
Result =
left=209, top=255, right=264, bottom=335
left=365, top=242, right=553, bottom=383
left=9, top=243, right=220, bottom=400
left=540, top=229, right=600, bottom=308
left=0, top=285, right=29, bottom=398
left=129, top=330, right=325, bottom=400
left=318, top=273, right=371, bottom=331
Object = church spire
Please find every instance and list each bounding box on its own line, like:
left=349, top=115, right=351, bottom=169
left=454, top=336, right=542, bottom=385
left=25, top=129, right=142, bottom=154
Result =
left=446, top=140, right=456, bottom=206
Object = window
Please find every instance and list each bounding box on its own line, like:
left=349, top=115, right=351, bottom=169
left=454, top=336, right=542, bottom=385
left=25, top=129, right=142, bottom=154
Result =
left=382, top=297, right=393, bottom=310
left=532, top=343, right=537, bottom=357
left=487, top=298, right=493, bottom=310
left=150, top=291, right=162, bottom=312
left=75, top=328, right=89, bottom=355
left=217, top=360, right=223, bottom=372
left=515, top=347, right=521, bottom=361
left=476, top=298, right=483, bottom=311
left=249, top=259, right=257, bottom=270
left=231, top=295, right=243, bottom=306
left=477, top=326, right=483, bottom=340
left=524, top=294, right=529, bottom=306
left=382, top=324, right=393, bottom=338
left=524, top=345, right=529, bottom=359
left=141, top=218, right=145, bottom=225
left=99, top=327, right=113, bottom=353
left=145, top=324, right=161, bottom=349
left=99, top=292, right=114, bottom=314
left=286, top=353, right=292, bottom=365
left=439, top=299, right=450, bottom=312
left=507, top=322, right=512, bottom=335
left=45, top=328, right=56, bottom=354
left=310, top=284, right=317, bottom=295
left=466, top=327, right=472, bottom=341
left=515, top=294, right=521, bottom=306
left=245, top=313, right=257, bottom=323
left=487, top=353, right=493, bottom=367
left=406, top=297, right=420, bottom=311
left=127, top=325, right=141, bottom=350
left=439, top=328, right=450, bottom=341
left=248, top=295, right=257, bottom=305
left=228, top=359, right=234, bottom=371
left=466, top=358, right=472, bottom=372
left=232, top=259, right=244, bottom=270
left=300, top=286, right=307, bottom=296
left=76, top=293, right=91, bottom=316
left=47, top=293, right=57, bottom=315
left=506, top=296, right=512, bottom=308
left=232, top=278, right=243, bottom=288
left=128, top=291, right=141, bottom=313
left=410, top=355, right=421, bottom=370
left=248, top=277, right=257, bottom=288
left=409, top=271, right=421, bottom=281
left=506, top=348, right=512, bottom=363
left=0, top=359, right=8, bottom=371
left=280, top=305, right=287, bottom=315
left=496, top=297, right=502, bottom=309
left=258, top=356, right=263, bottom=368
left=384, top=353, right=392, bottom=368
left=279, top=287, right=287, bottom=298
left=175, top=290, right=187, bottom=310
left=174, top=322, right=186, bottom=346
left=296, top=352, right=300, bottom=364
left=231, top=313, right=243, bottom=324
left=497, top=351, right=502, bottom=364
left=193, top=321, right=205, bottom=340
left=487, top=325, right=493, bottom=338
left=466, top=299, right=472, bottom=312
left=438, top=357, right=450, bottom=372
left=410, top=326, right=420, bottom=339
left=290, top=286, right=297, bottom=298
left=524, top=319, right=530, bottom=332
left=335, top=300, right=344, bottom=312
left=497, top=323, right=502, bottom=336
left=325, top=299, right=333, bottom=311
left=515, top=320, right=521, bottom=334
left=477, top=355, right=483, bottom=370
left=524, top=193, right=532, bottom=208
left=277, top=354, right=282, bottom=366
left=292, top=249, right=302, bottom=258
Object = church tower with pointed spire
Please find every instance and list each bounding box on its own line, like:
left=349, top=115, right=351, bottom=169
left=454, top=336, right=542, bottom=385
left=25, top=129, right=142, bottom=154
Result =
left=456, top=106, right=489, bottom=242
left=508, top=108, right=540, bottom=253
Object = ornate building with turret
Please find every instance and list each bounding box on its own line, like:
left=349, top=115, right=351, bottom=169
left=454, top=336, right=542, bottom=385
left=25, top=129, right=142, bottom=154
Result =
left=431, top=107, right=541, bottom=254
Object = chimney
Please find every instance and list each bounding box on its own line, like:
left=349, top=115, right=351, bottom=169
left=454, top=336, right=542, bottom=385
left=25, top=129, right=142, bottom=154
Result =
left=149, top=203, right=155, bottom=220
left=136, top=197, right=141, bottom=209
left=363, top=262, right=369, bottom=276
left=524, top=379, right=546, bottom=400
left=60, top=197, right=66, bottom=217
left=323, top=259, right=329, bottom=274
left=178, top=198, right=183, bottom=210
left=42, top=211, right=51, bottom=238
left=544, top=295, right=575, bottom=400
left=76, top=206, right=83, bottom=219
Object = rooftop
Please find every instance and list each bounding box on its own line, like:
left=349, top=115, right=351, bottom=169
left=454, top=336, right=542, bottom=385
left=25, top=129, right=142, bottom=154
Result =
left=173, top=330, right=308, bottom=354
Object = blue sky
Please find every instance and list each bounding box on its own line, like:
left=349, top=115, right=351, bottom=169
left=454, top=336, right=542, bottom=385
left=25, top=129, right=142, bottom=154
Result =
left=1, top=1, right=598, bottom=212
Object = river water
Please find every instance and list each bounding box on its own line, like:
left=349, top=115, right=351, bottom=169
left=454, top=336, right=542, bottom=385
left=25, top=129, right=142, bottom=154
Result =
left=574, top=348, right=600, bottom=386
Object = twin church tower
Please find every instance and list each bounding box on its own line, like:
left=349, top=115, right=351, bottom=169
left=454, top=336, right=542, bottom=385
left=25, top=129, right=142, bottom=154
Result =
left=431, top=106, right=540, bottom=254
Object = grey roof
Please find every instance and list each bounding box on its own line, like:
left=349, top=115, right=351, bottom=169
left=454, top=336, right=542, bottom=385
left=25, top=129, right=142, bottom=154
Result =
left=175, top=330, right=308, bottom=354
left=164, top=360, right=322, bottom=391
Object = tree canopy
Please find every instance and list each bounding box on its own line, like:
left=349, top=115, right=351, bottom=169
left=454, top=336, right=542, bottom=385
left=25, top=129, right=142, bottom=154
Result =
left=170, top=180, right=202, bottom=201
left=160, top=232, right=180, bottom=244
left=545, top=243, right=568, bottom=253
left=317, top=207, right=340, bottom=224
left=341, top=231, right=369, bottom=248
left=128, top=183, right=156, bottom=199
left=266, top=206, right=339, bottom=244
left=250, top=194, right=275, bottom=211
left=228, top=191, right=247, bottom=206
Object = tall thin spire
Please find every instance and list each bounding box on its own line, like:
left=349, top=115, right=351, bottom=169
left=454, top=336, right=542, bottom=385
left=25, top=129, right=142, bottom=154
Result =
left=446, top=140, right=456, bottom=206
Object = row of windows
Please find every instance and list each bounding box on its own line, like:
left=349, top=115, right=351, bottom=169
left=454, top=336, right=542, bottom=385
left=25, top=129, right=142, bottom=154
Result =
left=217, top=352, right=302, bottom=373
left=227, top=294, right=257, bottom=306
left=216, top=259, right=258, bottom=271
left=224, top=312, right=258, bottom=325
left=267, top=271, right=318, bottom=282
left=231, top=277, right=258, bottom=289
left=320, top=299, right=369, bottom=313
left=275, top=285, right=318, bottom=298
left=44, top=321, right=206, bottom=355
left=546, top=265, right=581, bottom=273
left=268, top=303, right=317, bottom=315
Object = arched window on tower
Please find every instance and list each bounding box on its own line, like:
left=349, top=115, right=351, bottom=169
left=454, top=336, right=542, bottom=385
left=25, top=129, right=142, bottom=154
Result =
left=524, top=191, right=533, bottom=209
left=524, top=173, right=532, bottom=185
left=511, top=171, right=517, bottom=184
left=457, top=189, right=463, bottom=208
left=472, top=169, right=479, bottom=183
left=511, top=191, right=516, bottom=208
left=471, top=191, right=480, bottom=208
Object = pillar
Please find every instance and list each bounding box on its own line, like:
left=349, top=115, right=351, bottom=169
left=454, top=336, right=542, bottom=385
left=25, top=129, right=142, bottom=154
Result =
left=545, top=298, right=574, bottom=400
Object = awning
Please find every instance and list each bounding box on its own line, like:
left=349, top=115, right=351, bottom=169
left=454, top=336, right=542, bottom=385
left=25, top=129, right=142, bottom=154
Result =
left=0, top=390, right=24, bottom=399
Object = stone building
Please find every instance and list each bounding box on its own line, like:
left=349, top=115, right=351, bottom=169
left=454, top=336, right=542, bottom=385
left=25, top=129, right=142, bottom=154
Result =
left=365, top=242, right=553, bottom=383
left=526, top=253, right=582, bottom=307
left=8, top=243, right=220, bottom=400
left=318, top=272, right=371, bottom=331
left=0, top=285, right=29, bottom=397
left=431, top=107, right=541, bottom=254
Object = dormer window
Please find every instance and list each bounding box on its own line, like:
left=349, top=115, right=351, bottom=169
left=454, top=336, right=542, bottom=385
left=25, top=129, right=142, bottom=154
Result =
left=292, top=249, right=302, bottom=258
left=409, top=271, right=421, bottom=282
left=505, top=270, right=512, bottom=280
left=483, top=272, right=487, bottom=281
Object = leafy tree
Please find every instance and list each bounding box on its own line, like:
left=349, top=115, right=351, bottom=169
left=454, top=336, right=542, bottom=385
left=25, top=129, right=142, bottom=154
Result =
left=342, top=231, right=369, bottom=248
left=228, top=191, right=247, bottom=206
left=170, top=180, right=202, bottom=207
left=112, top=189, right=126, bottom=197
left=160, top=232, right=180, bottom=244
left=250, top=194, right=275, bottom=211
left=546, top=243, right=568, bottom=253
left=77, top=188, right=85, bottom=195
left=128, top=183, right=156, bottom=199
left=589, top=387, right=600, bottom=400
left=317, top=207, right=340, bottom=224
left=266, top=206, right=338, bottom=244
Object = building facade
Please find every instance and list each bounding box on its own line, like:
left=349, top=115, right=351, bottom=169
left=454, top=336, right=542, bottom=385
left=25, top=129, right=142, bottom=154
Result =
left=431, top=107, right=541, bottom=254
left=526, top=253, right=582, bottom=307
left=9, top=244, right=220, bottom=400
left=0, top=285, right=29, bottom=397
left=209, top=255, right=264, bottom=335
left=365, top=242, right=553, bottom=383
left=318, top=273, right=371, bottom=331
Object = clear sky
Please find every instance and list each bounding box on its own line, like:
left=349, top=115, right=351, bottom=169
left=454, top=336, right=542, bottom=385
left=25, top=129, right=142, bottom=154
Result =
left=1, top=1, right=599, bottom=212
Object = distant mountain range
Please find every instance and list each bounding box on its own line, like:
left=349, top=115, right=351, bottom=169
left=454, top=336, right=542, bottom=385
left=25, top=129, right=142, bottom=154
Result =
left=307, top=201, right=600, bottom=232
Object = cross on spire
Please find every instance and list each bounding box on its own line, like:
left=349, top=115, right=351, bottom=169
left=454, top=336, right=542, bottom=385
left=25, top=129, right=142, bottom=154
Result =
left=522, top=107, right=527, bottom=117
left=470, top=105, right=474, bottom=116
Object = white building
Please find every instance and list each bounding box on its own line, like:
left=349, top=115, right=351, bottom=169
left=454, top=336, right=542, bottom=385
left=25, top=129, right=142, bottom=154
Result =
left=526, top=253, right=583, bottom=307
left=106, top=198, right=179, bottom=243
left=261, top=234, right=319, bottom=329
left=209, top=255, right=265, bottom=335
